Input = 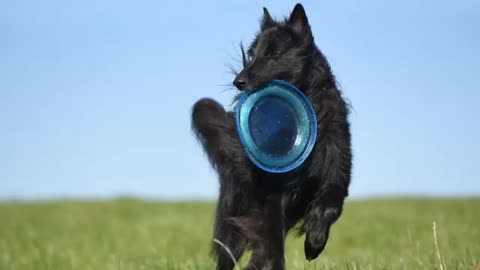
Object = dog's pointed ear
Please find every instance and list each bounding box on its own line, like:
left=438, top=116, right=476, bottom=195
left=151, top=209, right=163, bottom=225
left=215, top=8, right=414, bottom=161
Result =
left=260, top=7, right=275, bottom=30
left=288, top=3, right=311, bottom=35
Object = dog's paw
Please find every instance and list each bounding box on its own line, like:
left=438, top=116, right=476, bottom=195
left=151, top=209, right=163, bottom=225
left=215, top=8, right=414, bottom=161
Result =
left=304, top=228, right=328, bottom=261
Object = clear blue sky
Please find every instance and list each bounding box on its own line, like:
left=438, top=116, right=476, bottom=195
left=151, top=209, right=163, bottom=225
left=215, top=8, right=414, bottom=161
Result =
left=1, top=0, right=479, bottom=200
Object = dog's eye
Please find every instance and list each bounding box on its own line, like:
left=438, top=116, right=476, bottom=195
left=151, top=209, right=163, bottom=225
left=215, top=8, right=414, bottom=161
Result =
left=266, top=50, right=281, bottom=58
left=269, top=51, right=281, bottom=58
left=264, top=45, right=281, bottom=58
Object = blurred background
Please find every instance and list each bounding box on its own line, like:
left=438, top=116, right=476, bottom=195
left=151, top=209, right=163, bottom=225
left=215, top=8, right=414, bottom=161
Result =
left=1, top=0, right=479, bottom=201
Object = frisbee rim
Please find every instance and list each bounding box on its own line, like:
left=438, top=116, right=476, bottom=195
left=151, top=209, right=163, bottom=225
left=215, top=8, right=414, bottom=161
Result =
left=235, top=79, right=317, bottom=173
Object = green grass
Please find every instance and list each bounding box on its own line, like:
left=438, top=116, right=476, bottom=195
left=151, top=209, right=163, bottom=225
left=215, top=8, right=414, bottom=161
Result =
left=0, top=198, right=479, bottom=269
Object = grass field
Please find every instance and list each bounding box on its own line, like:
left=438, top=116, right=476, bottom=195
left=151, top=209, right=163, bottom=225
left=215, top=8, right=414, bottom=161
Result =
left=0, top=198, right=478, bottom=270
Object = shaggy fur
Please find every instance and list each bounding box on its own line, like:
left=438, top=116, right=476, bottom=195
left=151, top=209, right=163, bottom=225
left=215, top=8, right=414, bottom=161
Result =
left=191, top=4, right=352, bottom=270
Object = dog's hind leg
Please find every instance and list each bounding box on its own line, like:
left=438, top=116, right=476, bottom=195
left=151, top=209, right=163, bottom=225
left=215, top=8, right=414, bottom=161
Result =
left=192, top=98, right=254, bottom=269
left=213, top=203, right=248, bottom=270
left=247, top=193, right=286, bottom=270
left=213, top=161, right=253, bottom=270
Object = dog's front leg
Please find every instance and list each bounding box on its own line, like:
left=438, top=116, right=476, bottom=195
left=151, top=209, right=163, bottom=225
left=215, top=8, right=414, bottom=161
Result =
left=303, top=193, right=344, bottom=260
left=303, top=138, right=351, bottom=260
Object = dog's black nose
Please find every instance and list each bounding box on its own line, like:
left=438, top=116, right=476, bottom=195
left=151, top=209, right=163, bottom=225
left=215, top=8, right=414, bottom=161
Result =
left=233, top=77, right=247, bottom=90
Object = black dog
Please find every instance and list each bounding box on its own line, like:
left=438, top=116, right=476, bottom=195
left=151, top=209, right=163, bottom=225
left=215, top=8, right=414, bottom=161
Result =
left=192, top=4, right=351, bottom=270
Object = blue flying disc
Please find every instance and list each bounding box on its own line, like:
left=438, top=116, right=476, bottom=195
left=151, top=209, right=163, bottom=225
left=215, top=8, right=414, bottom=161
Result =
left=235, top=80, right=317, bottom=173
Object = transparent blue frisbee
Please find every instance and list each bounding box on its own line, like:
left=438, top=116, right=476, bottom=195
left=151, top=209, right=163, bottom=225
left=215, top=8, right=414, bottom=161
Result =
left=235, top=80, right=317, bottom=173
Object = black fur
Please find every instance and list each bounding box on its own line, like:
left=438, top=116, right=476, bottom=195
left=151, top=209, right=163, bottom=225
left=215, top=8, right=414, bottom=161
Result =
left=192, top=4, right=352, bottom=270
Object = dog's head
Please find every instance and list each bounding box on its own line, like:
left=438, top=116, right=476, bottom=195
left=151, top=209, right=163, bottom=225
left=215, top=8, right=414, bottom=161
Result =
left=233, top=4, right=315, bottom=91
